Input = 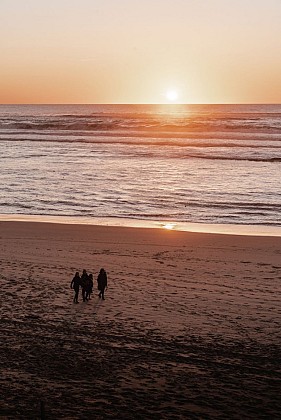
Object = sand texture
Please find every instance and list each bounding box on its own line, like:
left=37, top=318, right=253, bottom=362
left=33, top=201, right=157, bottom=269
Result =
left=0, top=221, right=281, bottom=419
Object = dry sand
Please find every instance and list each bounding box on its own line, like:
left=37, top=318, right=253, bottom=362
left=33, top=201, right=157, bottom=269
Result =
left=0, top=221, right=280, bottom=419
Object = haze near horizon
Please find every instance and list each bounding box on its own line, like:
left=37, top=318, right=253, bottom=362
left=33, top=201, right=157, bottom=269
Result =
left=1, top=0, right=281, bottom=104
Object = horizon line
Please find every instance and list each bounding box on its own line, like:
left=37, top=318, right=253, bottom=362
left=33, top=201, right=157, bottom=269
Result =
left=1, top=102, right=281, bottom=106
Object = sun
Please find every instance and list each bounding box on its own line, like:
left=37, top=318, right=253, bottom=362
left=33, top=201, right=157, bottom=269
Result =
left=166, top=89, right=178, bottom=102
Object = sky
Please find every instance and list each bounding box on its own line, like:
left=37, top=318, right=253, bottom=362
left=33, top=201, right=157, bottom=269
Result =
left=1, top=0, right=281, bottom=104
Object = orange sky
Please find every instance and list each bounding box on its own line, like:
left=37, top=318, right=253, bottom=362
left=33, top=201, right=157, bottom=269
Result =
left=1, top=0, right=281, bottom=104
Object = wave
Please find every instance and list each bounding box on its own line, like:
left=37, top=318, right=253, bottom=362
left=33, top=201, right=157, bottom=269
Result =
left=1, top=137, right=281, bottom=163
left=1, top=130, right=281, bottom=144
left=178, top=154, right=281, bottom=163
left=1, top=105, right=281, bottom=165
left=1, top=110, right=281, bottom=133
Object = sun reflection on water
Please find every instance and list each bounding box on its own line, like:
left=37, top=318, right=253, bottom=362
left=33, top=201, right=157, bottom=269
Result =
left=163, top=223, right=176, bottom=230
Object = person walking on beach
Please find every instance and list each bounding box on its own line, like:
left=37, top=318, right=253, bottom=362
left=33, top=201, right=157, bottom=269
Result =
left=86, top=273, right=94, bottom=300
left=97, top=268, right=107, bottom=300
left=70, top=271, right=81, bottom=304
left=80, top=269, right=89, bottom=302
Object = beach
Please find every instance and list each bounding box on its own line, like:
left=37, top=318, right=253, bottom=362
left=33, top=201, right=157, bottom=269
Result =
left=1, top=221, right=280, bottom=419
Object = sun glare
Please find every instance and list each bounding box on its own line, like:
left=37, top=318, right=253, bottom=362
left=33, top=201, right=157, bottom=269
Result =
left=163, top=223, right=175, bottom=230
left=166, top=90, right=178, bottom=102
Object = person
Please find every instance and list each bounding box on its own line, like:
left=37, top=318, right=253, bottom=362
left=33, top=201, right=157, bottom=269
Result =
left=70, top=271, right=81, bottom=304
left=80, top=269, right=89, bottom=302
left=86, top=273, right=94, bottom=300
left=97, top=268, right=107, bottom=300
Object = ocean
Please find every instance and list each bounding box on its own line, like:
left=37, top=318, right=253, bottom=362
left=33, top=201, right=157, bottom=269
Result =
left=1, top=104, right=281, bottom=233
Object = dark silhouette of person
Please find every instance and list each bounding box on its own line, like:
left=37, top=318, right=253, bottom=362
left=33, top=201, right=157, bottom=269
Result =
left=80, top=269, right=89, bottom=302
left=86, top=273, right=94, bottom=300
left=71, top=271, right=81, bottom=304
left=97, top=268, right=107, bottom=300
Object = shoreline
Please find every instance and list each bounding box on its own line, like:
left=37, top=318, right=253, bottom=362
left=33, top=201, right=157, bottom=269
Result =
left=1, top=213, right=281, bottom=237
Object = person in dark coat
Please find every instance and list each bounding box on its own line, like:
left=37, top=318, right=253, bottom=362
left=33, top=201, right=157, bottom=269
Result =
left=80, top=269, right=89, bottom=302
left=86, top=273, right=94, bottom=300
left=97, top=268, right=107, bottom=300
left=70, top=271, right=81, bottom=304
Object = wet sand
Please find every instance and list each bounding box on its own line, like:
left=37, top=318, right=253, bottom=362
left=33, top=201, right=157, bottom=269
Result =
left=0, top=221, right=280, bottom=419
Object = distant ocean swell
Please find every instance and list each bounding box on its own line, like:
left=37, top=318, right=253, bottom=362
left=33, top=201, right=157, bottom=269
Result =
left=0, top=104, right=281, bottom=227
left=1, top=137, right=281, bottom=162
left=1, top=109, right=281, bottom=131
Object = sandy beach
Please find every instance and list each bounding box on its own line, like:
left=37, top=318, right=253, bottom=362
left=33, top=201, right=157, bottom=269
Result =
left=0, top=221, right=280, bottom=419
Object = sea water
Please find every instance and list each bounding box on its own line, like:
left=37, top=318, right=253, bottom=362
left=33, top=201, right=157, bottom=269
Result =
left=0, top=104, right=281, bottom=233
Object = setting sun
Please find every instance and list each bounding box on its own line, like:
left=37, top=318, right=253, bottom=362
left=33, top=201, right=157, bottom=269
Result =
left=166, top=90, right=179, bottom=102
